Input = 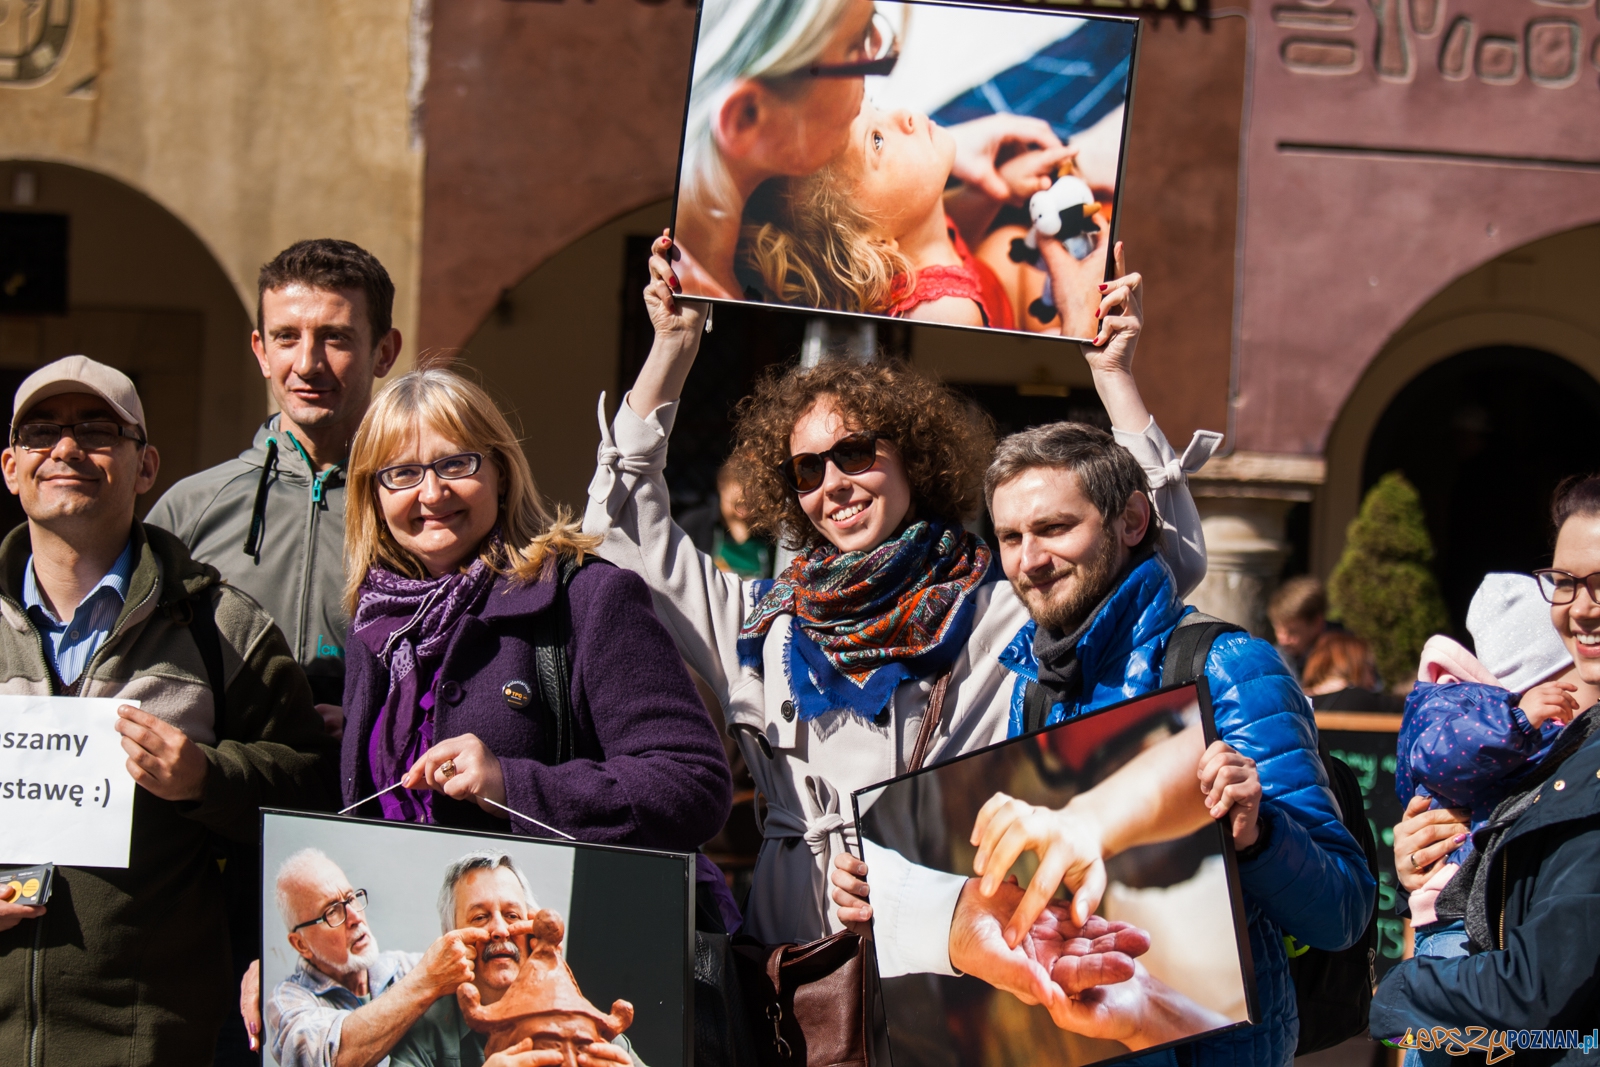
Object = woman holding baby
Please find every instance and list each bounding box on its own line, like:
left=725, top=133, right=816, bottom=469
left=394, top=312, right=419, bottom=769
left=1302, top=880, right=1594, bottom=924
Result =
left=1374, top=475, right=1600, bottom=1051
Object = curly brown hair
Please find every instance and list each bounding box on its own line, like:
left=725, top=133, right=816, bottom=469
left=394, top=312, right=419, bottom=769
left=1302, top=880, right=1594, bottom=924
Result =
left=728, top=357, right=995, bottom=551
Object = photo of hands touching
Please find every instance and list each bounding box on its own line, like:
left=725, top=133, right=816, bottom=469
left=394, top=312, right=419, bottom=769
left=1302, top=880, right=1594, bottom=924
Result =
left=842, top=689, right=1260, bottom=1066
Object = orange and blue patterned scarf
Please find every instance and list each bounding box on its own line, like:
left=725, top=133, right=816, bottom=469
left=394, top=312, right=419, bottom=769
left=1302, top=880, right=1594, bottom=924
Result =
left=737, top=521, right=993, bottom=721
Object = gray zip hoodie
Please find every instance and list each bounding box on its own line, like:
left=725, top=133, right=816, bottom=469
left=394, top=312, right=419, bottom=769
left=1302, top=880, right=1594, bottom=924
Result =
left=145, top=417, right=348, bottom=703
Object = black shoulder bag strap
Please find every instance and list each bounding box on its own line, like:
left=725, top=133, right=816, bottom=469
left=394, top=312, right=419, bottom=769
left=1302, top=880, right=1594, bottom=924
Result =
left=1159, top=611, right=1244, bottom=689
left=532, top=554, right=586, bottom=765
left=174, top=590, right=227, bottom=715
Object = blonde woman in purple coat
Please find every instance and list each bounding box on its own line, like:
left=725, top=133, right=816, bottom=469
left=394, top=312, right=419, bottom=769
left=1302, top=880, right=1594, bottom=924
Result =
left=338, top=367, right=732, bottom=852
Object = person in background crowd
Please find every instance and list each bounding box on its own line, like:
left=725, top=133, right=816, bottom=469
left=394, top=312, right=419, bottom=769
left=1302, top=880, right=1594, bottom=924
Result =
left=1268, top=575, right=1332, bottom=681
left=1372, top=476, right=1600, bottom=1056
left=268, top=849, right=489, bottom=1067
left=0, top=356, right=336, bottom=1067
left=586, top=236, right=1218, bottom=1003
left=678, top=457, right=774, bottom=580
left=147, top=238, right=401, bottom=1061
left=1300, top=630, right=1404, bottom=712
left=148, top=238, right=402, bottom=722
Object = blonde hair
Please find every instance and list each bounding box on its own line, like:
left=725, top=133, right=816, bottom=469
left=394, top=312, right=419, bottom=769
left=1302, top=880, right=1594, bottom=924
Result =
left=682, top=0, right=860, bottom=231
left=742, top=165, right=911, bottom=312
left=343, top=368, right=599, bottom=615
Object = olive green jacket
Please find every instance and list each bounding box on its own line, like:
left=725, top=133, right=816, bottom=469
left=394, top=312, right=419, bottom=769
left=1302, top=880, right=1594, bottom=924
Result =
left=0, top=521, right=338, bottom=1067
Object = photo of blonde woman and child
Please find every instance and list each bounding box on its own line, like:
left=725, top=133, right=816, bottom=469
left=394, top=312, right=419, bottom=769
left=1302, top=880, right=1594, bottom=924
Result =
left=852, top=683, right=1254, bottom=1067
left=672, top=0, right=1137, bottom=341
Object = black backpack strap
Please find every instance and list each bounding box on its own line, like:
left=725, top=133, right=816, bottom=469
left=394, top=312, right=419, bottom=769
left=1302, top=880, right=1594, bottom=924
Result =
left=1160, top=611, right=1244, bottom=689
left=1022, top=680, right=1054, bottom=735
left=533, top=554, right=585, bottom=765
left=172, top=590, right=227, bottom=715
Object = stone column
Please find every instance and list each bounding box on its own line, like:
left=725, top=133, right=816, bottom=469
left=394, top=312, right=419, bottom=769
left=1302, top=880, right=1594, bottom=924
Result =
left=1187, top=453, right=1326, bottom=636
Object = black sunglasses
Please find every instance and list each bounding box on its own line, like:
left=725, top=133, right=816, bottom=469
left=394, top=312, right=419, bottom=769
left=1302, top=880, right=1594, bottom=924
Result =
left=802, top=10, right=899, bottom=78
left=777, top=432, right=879, bottom=494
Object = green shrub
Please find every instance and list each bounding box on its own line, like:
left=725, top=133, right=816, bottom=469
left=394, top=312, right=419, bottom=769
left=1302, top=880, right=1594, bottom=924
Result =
left=1328, top=471, right=1451, bottom=689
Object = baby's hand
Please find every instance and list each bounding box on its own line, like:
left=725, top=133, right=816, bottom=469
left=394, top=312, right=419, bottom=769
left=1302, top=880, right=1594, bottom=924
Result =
left=995, top=145, right=1078, bottom=204
left=1521, top=680, right=1580, bottom=728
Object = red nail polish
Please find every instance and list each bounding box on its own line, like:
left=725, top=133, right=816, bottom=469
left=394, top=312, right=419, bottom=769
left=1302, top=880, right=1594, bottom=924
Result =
left=1098, top=284, right=1107, bottom=292
left=669, top=276, right=681, bottom=292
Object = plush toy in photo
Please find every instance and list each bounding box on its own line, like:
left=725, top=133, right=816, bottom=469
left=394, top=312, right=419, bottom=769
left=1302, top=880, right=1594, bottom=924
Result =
left=1007, top=172, right=1102, bottom=324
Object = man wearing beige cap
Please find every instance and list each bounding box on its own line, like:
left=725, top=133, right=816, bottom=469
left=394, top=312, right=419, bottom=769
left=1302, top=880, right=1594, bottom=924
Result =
left=0, top=355, right=338, bottom=1067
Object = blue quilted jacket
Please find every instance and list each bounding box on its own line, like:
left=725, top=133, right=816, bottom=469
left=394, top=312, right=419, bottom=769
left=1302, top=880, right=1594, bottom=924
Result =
left=998, top=554, right=1376, bottom=1067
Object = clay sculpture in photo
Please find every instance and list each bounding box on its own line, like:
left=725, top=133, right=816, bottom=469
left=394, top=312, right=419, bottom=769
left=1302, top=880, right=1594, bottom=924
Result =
left=458, top=908, right=635, bottom=1059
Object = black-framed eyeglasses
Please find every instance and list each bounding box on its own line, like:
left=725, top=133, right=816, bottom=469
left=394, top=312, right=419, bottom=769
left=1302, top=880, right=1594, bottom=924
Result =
left=802, top=11, right=899, bottom=78
left=10, top=421, right=146, bottom=452
left=376, top=452, right=483, bottom=491
left=1533, top=568, right=1600, bottom=606
left=777, top=432, right=879, bottom=494
left=290, top=889, right=369, bottom=933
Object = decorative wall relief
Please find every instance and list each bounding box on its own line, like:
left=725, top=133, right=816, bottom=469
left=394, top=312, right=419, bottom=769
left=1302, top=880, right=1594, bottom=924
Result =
left=1526, top=19, right=1581, bottom=86
left=1370, top=0, right=1414, bottom=79
left=1282, top=37, right=1363, bottom=73
left=1409, top=0, right=1444, bottom=37
left=0, top=0, right=72, bottom=85
left=1476, top=35, right=1522, bottom=83
left=1275, top=0, right=1600, bottom=89
left=1440, top=16, right=1475, bottom=78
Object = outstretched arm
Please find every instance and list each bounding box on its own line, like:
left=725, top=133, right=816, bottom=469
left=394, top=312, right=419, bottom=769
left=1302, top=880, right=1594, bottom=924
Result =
left=627, top=232, right=707, bottom=418
left=1066, top=242, right=1219, bottom=596
left=583, top=234, right=752, bottom=704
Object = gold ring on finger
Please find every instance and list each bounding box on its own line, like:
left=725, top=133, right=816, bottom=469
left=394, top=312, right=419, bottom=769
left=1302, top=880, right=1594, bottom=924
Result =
left=440, top=759, right=458, bottom=780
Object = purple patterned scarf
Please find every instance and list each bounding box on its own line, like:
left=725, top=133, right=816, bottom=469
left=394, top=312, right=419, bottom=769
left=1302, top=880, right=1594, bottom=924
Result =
left=352, top=555, right=497, bottom=822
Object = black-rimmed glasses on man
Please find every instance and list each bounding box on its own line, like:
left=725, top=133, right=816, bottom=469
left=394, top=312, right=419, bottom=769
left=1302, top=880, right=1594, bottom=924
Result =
left=10, top=421, right=147, bottom=452
left=1533, top=568, right=1600, bottom=606
left=290, top=889, right=369, bottom=933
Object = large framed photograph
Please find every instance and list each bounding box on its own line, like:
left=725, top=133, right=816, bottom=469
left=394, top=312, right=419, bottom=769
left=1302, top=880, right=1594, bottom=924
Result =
left=671, top=0, right=1139, bottom=342
left=852, top=681, right=1256, bottom=1067
left=259, top=811, right=693, bottom=1067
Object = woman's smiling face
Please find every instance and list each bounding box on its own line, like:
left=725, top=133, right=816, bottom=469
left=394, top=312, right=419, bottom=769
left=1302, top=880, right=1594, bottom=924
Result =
left=1551, top=512, right=1600, bottom=685
left=789, top=395, right=912, bottom=553
left=377, top=422, right=501, bottom=577
left=846, top=102, right=956, bottom=238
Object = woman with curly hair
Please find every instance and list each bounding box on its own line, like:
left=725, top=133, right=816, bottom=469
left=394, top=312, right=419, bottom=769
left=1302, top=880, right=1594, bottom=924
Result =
left=585, top=232, right=1213, bottom=957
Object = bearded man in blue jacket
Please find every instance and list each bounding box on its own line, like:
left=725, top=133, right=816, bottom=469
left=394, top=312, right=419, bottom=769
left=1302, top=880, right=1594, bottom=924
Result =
left=833, top=421, right=1374, bottom=1067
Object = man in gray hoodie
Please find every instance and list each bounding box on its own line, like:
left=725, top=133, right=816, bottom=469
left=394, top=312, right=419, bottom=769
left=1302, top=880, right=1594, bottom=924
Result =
left=147, top=239, right=401, bottom=716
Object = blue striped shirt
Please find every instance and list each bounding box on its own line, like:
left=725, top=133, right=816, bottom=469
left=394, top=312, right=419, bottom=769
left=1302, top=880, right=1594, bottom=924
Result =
left=22, top=540, right=135, bottom=686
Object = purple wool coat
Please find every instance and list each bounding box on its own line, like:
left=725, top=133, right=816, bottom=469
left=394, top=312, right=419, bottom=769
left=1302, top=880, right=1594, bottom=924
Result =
left=340, top=558, right=733, bottom=852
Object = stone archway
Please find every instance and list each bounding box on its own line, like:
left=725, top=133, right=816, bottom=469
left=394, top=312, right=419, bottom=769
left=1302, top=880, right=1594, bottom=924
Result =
left=0, top=160, right=256, bottom=529
left=1314, top=225, right=1600, bottom=615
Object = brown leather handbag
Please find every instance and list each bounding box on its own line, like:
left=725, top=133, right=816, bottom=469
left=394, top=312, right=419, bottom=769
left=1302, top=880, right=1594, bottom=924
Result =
left=732, top=673, right=952, bottom=1067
